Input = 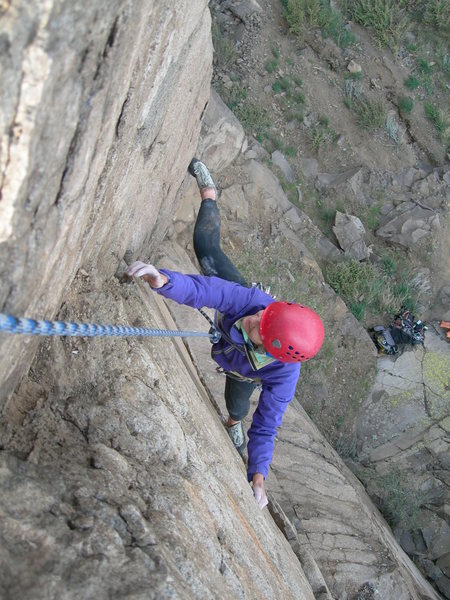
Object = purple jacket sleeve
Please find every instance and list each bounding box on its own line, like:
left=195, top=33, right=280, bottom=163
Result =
left=246, top=371, right=299, bottom=481
left=155, top=269, right=262, bottom=315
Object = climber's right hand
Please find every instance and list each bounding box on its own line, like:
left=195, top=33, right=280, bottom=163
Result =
left=252, top=474, right=268, bottom=510
left=125, top=261, right=168, bottom=289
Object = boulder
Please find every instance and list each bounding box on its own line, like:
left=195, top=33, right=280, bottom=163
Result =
left=225, top=0, right=263, bottom=24
left=316, top=166, right=362, bottom=190
left=376, top=204, right=441, bottom=247
left=347, top=60, right=362, bottom=73
left=333, top=211, right=371, bottom=260
left=197, top=88, right=247, bottom=172
left=242, top=159, right=292, bottom=213
left=299, top=157, right=318, bottom=179
left=221, top=184, right=249, bottom=221
left=272, top=150, right=295, bottom=183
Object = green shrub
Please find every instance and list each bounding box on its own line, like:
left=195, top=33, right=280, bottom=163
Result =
left=216, top=84, right=247, bottom=110
left=344, top=78, right=363, bottom=109
left=355, top=98, right=387, bottom=129
left=344, top=0, right=409, bottom=50
left=326, top=260, right=371, bottom=294
left=423, top=0, right=450, bottom=31
left=366, top=202, right=382, bottom=229
left=381, top=253, right=395, bottom=276
left=233, top=102, right=269, bottom=135
left=319, top=204, right=335, bottom=224
left=399, top=96, right=414, bottom=113
left=325, top=255, right=421, bottom=321
left=211, top=21, right=237, bottom=69
left=345, top=70, right=363, bottom=80
left=320, top=6, right=356, bottom=48
left=385, top=113, right=403, bottom=144
left=269, top=135, right=283, bottom=150
left=404, top=75, right=420, bottom=90
left=265, top=59, right=278, bottom=73
left=335, top=435, right=358, bottom=459
left=424, top=101, right=445, bottom=131
left=279, top=77, right=292, bottom=94
left=293, top=91, right=306, bottom=104
left=424, top=102, right=450, bottom=145
left=272, top=81, right=282, bottom=94
left=417, top=56, right=432, bottom=74
left=311, top=126, right=326, bottom=154
left=283, top=0, right=355, bottom=48
left=284, top=0, right=324, bottom=34
left=350, top=301, right=367, bottom=321
left=286, top=109, right=304, bottom=122
left=374, top=468, right=426, bottom=529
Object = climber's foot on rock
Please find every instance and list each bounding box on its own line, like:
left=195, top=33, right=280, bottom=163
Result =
left=188, top=158, right=217, bottom=200
left=226, top=420, right=247, bottom=457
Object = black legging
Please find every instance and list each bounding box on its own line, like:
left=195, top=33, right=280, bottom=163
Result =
left=193, top=200, right=247, bottom=286
left=193, top=198, right=254, bottom=421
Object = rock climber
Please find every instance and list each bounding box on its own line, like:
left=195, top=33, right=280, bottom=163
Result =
left=125, top=159, right=324, bottom=510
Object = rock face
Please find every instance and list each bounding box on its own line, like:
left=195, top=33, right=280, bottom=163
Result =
left=0, top=0, right=212, bottom=401
left=356, top=330, right=450, bottom=597
left=0, top=279, right=315, bottom=599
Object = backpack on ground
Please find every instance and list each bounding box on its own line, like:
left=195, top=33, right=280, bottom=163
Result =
left=370, top=307, right=426, bottom=355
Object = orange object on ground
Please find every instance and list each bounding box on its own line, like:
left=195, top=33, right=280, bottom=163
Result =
left=440, top=320, right=450, bottom=330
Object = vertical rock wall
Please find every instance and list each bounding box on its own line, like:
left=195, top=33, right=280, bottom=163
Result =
left=0, top=0, right=212, bottom=401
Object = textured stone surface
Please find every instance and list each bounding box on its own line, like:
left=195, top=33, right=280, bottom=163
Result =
left=271, top=150, right=295, bottom=183
left=0, top=278, right=315, bottom=599
left=356, top=330, right=450, bottom=587
left=333, top=211, right=371, bottom=260
left=197, top=88, right=246, bottom=172
left=0, top=0, right=212, bottom=400
left=376, top=204, right=441, bottom=247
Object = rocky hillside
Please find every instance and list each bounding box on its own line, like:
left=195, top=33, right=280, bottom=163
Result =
left=0, top=1, right=448, bottom=599
left=207, top=0, right=449, bottom=596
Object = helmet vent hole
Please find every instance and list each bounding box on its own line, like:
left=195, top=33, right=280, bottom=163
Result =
left=288, top=345, right=294, bottom=350
left=300, top=354, right=305, bottom=359
left=272, top=339, right=282, bottom=349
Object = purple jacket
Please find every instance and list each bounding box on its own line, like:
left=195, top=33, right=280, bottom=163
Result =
left=156, top=270, right=301, bottom=481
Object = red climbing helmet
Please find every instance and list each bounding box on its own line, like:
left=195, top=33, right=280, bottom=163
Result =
left=259, top=302, right=324, bottom=363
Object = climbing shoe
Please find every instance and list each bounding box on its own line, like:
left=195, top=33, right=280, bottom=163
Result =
left=226, top=421, right=246, bottom=456
left=188, top=158, right=217, bottom=192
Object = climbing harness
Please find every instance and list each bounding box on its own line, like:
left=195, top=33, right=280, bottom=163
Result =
left=0, top=311, right=221, bottom=344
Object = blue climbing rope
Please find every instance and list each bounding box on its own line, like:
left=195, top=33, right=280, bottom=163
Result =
left=0, top=313, right=221, bottom=343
